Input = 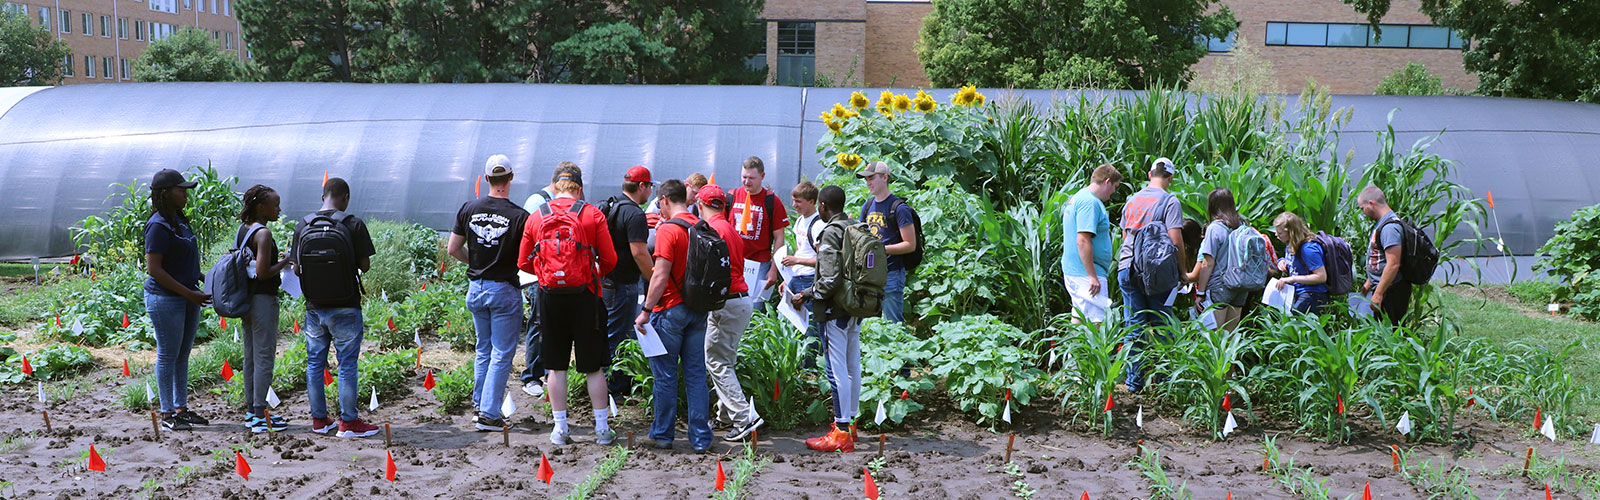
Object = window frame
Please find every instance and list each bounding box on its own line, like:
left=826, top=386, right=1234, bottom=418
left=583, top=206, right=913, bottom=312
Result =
left=1264, top=21, right=1465, bottom=50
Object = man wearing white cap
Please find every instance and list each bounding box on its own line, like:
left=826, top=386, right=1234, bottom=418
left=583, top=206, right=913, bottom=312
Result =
left=447, top=154, right=530, bottom=431
left=1116, top=157, right=1185, bottom=393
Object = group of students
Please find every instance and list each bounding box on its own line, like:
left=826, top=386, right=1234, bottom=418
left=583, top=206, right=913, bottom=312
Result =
left=136, top=155, right=922, bottom=455
left=1060, top=158, right=1434, bottom=392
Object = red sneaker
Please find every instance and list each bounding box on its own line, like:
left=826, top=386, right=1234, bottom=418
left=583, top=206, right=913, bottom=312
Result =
left=850, top=422, right=859, bottom=442
left=805, top=423, right=838, bottom=450
left=337, top=418, right=380, bottom=438
left=310, top=417, right=337, bottom=434
left=806, top=424, right=855, bottom=452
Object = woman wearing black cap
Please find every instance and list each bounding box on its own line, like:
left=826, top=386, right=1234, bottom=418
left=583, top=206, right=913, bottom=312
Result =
left=143, top=169, right=213, bottom=431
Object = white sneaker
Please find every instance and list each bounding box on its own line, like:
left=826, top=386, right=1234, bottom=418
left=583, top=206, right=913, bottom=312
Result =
left=522, top=382, right=545, bottom=398
left=550, top=427, right=570, bottom=445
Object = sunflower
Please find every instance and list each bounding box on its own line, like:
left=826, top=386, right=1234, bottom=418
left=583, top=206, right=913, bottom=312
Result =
left=849, top=91, right=870, bottom=110
left=878, top=90, right=895, bottom=108
left=837, top=153, right=864, bottom=170
left=832, top=103, right=851, bottom=120
left=952, top=85, right=981, bottom=107
left=974, top=93, right=986, bottom=106
left=877, top=104, right=894, bottom=117
left=828, top=119, right=843, bottom=133
left=914, top=96, right=937, bottom=113
left=892, top=94, right=912, bottom=112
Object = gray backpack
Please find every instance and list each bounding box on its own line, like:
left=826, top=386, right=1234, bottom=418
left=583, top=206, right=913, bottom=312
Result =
left=205, top=224, right=265, bottom=318
left=1130, top=192, right=1181, bottom=296
left=1218, top=223, right=1270, bottom=291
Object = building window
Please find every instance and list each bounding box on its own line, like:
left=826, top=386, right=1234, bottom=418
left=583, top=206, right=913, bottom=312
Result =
left=59, top=9, right=69, bottom=33
left=120, top=58, right=129, bottom=80
left=224, top=32, right=233, bottom=50
left=135, top=20, right=145, bottom=41
left=1265, top=22, right=1465, bottom=50
left=63, top=54, right=73, bottom=77
left=1, top=3, right=25, bottom=17
left=776, top=22, right=815, bottom=87
left=1199, top=31, right=1236, bottom=52
left=211, top=0, right=217, bottom=14
left=84, top=56, right=94, bottom=78
left=38, top=7, right=49, bottom=31
left=183, top=0, right=189, bottom=10
left=118, top=18, right=127, bottom=39
left=100, top=15, right=109, bottom=37
left=80, top=13, right=89, bottom=35
left=223, top=0, right=229, bottom=16
left=102, top=57, right=112, bottom=79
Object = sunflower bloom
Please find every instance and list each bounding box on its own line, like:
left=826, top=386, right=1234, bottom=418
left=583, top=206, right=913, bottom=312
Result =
left=850, top=91, right=870, bottom=110
left=914, top=96, right=937, bottom=113
left=828, top=119, right=843, bottom=133
left=892, top=94, right=912, bottom=112
left=832, top=103, right=851, bottom=120
left=837, top=153, right=863, bottom=170
left=974, top=93, right=986, bottom=106
left=878, top=90, right=895, bottom=108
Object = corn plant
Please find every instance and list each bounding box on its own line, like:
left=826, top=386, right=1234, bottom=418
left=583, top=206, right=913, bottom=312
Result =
left=559, top=447, right=629, bottom=500
left=1379, top=322, right=1474, bottom=442
left=1046, top=312, right=1128, bottom=436
left=859, top=319, right=936, bottom=430
left=736, top=310, right=825, bottom=431
left=1498, top=341, right=1589, bottom=435
left=1150, top=319, right=1254, bottom=439
left=1131, top=445, right=1194, bottom=500
left=1259, top=313, right=1394, bottom=443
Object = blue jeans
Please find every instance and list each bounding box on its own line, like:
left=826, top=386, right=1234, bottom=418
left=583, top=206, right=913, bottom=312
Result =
left=305, top=307, right=364, bottom=422
left=520, top=286, right=544, bottom=385
left=647, top=304, right=711, bottom=449
left=1119, top=268, right=1173, bottom=392
left=786, top=275, right=822, bottom=364
left=1292, top=291, right=1328, bottom=315
left=603, top=279, right=642, bottom=395
left=882, top=267, right=907, bottom=324
left=468, top=280, right=523, bottom=420
left=146, top=292, right=199, bottom=414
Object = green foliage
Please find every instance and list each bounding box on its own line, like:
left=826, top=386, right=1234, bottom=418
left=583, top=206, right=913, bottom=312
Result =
left=550, top=22, right=673, bottom=84
left=1045, top=313, right=1129, bottom=435
left=915, top=0, right=1236, bottom=89
left=858, top=319, right=935, bottom=429
left=432, top=363, right=475, bottom=414
left=736, top=310, right=826, bottom=430
left=118, top=375, right=158, bottom=411
left=11, top=345, right=95, bottom=381
left=0, top=10, right=70, bottom=86
left=1505, top=279, right=1562, bottom=308
left=610, top=338, right=653, bottom=405
left=1132, top=446, right=1194, bottom=500
left=1256, top=314, right=1394, bottom=442
left=1535, top=204, right=1600, bottom=320
left=272, top=341, right=309, bottom=392
left=1358, top=111, right=1487, bottom=262
left=928, top=315, right=1044, bottom=428
left=559, top=447, right=630, bottom=500
left=73, top=165, right=242, bottom=267
left=1151, top=319, right=1256, bottom=439
left=815, top=90, right=998, bottom=194
left=710, top=444, right=770, bottom=500
left=352, top=349, right=418, bottom=403
left=363, top=220, right=443, bottom=304
left=186, top=337, right=243, bottom=390
left=1375, top=63, right=1446, bottom=96
left=132, top=26, right=248, bottom=82
left=1376, top=322, right=1476, bottom=442
left=1345, top=0, right=1600, bottom=103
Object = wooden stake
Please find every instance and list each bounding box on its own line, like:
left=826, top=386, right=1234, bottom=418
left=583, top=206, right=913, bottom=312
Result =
left=1524, top=447, right=1534, bottom=476
left=42, top=410, right=51, bottom=432
left=502, top=426, right=510, bottom=447
left=150, top=411, right=161, bottom=436
left=385, top=423, right=392, bottom=447
left=750, top=429, right=758, bottom=454
left=627, top=430, right=634, bottom=448
left=878, top=434, right=886, bottom=459
left=263, top=408, right=274, bottom=433
left=1004, top=433, right=1016, bottom=463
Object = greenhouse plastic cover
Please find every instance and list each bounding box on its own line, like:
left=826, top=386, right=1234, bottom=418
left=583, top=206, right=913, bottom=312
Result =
left=3, top=84, right=1599, bottom=272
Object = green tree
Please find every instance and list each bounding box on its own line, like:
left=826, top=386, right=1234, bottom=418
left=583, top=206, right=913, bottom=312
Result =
left=1374, top=62, right=1445, bottom=96
left=132, top=27, right=247, bottom=82
left=916, top=0, right=1237, bottom=89
left=0, top=10, right=70, bottom=86
left=235, top=0, right=386, bottom=82
left=551, top=22, right=674, bottom=84
left=1342, top=0, right=1600, bottom=103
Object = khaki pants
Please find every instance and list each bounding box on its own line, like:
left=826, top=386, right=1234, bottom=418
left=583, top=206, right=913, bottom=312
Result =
left=705, top=298, right=757, bottom=427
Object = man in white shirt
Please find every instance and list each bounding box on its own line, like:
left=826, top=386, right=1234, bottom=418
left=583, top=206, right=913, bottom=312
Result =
left=779, top=181, right=824, bottom=366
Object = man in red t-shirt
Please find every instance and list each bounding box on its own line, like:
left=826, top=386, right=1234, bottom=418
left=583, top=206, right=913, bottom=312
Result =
left=633, top=179, right=714, bottom=452
left=720, top=156, right=788, bottom=301
left=696, top=184, right=763, bottom=441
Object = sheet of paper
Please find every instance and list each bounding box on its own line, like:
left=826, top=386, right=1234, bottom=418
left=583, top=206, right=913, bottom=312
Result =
left=1351, top=293, right=1374, bottom=317
left=1164, top=286, right=1182, bottom=307
left=1198, top=299, right=1219, bottom=329
left=1077, top=282, right=1112, bottom=311
left=777, top=286, right=809, bottom=332
left=775, top=245, right=796, bottom=283
left=280, top=268, right=302, bottom=298
left=637, top=323, right=667, bottom=358
left=518, top=271, right=538, bottom=288
left=1261, top=279, right=1295, bottom=311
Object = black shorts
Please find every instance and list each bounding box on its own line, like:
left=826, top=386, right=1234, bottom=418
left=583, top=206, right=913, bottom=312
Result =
left=539, top=290, right=609, bottom=373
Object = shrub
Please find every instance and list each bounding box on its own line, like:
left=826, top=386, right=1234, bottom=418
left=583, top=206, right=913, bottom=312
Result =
left=1506, top=279, right=1563, bottom=308
left=432, top=364, right=476, bottom=414
left=355, top=350, right=418, bottom=403
left=363, top=220, right=443, bottom=303
left=1375, top=63, right=1446, bottom=96
left=928, top=315, right=1044, bottom=428
left=1535, top=204, right=1600, bottom=320
left=272, top=341, right=309, bottom=391
left=186, top=337, right=243, bottom=390
left=858, top=318, right=936, bottom=429
left=72, top=165, right=241, bottom=267
left=11, top=345, right=95, bottom=381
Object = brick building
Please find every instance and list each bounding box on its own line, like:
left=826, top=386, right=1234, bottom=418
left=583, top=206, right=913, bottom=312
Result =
left=758, top=0, right=1475, bottom=94
left=3, top=0, right=248, bottom=85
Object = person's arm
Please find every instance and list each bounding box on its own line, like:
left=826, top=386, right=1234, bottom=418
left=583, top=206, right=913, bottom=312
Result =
left=1284, top=266, right=1329, bottom=287
left=254, top=230, right=290, bottom=276
left=635, top=257, right=671, bottom=332
left=446, top=233, right=468, bottom=264
left=594, top=213, right=618, bottom=278
left=146, top=253, right=210, bottom=304
left=517, top=216, right=540, bottom=275
left=1373, top=245, right=1403, bottom=305
left=1076, top=232, right=1100, bottom=295
left=765, top=228, right=784, bottom=288
left=887, top=224, right=916, bottom=255
left=1167, top=227, right=1187, bottom=274
left=630, top=242, right=653, bottom=281
left=1189, top=256, right=1214, bottom=291
left=809, top=225, right=843, bottom=303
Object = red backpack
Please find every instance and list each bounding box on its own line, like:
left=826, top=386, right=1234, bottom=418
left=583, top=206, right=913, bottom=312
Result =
left=530, top=199, right=599, bottom=294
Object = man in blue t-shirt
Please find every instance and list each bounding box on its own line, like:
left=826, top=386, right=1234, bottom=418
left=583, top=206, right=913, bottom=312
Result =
left=856, top=161, right=919, bottom=324
left=1060, top=165, right=1122, bottom=323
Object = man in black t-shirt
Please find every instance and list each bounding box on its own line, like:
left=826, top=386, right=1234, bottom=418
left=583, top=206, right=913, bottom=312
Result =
left=291, top=177, right=381, bottom=438
left=601, top=165, right=654, bottom=396
left=447, top=155, right=531, bottom=431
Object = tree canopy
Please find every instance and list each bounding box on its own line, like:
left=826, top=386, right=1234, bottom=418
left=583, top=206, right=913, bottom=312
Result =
left=1343, top=0, right=1600, bottom=103
left=0, top=11, right=70, bottom=87
left=132, top=27, right=248, bottom=82
left=915, top=0, right=1236, bottom=89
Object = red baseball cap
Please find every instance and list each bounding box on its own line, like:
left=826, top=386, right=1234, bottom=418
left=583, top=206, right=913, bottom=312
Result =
left=625, top=165, right=652, bottom=183
left=696, top=183, right=725, bottom=208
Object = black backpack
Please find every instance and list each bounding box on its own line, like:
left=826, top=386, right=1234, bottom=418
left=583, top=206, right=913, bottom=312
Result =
left=596, top=196, right=639, bottom=235
left=1309, top=233, right=1356, bottom=295
left=861, top=197, right=925, bottom=273
left=1379, top=217, right=1440, bottom=286
left=296, top=212, right=361, bottom=306
left=664, top=218, right=733, bottom=312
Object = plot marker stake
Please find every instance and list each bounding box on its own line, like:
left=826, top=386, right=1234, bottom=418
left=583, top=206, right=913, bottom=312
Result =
left=1524, top=447, right=1534, bottom=476
left=502, top=426, right=510, bottom=447
left=1004, top=433, right=1016, bottom=463
left=150, top=411, right=160, bottom=436
left=627, top=430, right=633, bottom=448
left=878, top=434, right=886, bottom=459
left=42, top=410, right=51, bottom=432
left=750, top=429, right=758, bottom=454
left=385, top=423, right=392, bottom=447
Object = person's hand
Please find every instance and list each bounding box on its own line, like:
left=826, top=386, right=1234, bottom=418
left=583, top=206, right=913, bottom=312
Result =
left=1277, top=260, right=1290, bottom=273
left=764, top=266, right=779, bottom=289
left=187, top=290, right=213, bottom=306
left=1372, top=292, right=1384, bottom=307
left=634, top=310, right=651, bottom=334
left=789, top=291, right=805, bottom=307
left=1362, top=280, right=1373, bottom=293
left=1275, top=278, right=1287, bottom=290
left=780, top=256, right=798, bottom=267
left=1086, top=278, right=1101, bottom=297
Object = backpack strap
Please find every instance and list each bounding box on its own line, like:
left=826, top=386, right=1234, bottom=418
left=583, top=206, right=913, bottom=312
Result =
left=236, top=223, right=267, bottom=253
left=804, top=215, right=824, bottom=254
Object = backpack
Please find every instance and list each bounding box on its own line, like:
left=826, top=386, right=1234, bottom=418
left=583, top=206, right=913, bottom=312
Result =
left=1217, top=223, right=1271, bottom=291
left=861, top=197, right=925, bottom=273
left=1129, top=192, right=1181, bottom=296
left=1379, top=217, right=1440, bottom=286
left=1310, top=233, right=1355, bottom=295
left=296, top=212, right=362, bottom=307
left=825, top=220, right=890, bottom=318
left=664, top=218, right=734, bottom=312
left=205, top=224, right=266, bottom=317
left=530, top=200, right=601, bottom=295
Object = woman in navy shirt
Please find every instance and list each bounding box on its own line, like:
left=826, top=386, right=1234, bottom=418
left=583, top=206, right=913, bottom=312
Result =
left=143, top=169, right=213, bottom=431
left=1271, top=212, right=1328, bottom=315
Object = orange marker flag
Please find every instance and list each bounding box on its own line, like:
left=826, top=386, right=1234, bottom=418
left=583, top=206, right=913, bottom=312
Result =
left=70, top=254, right=80, bottom=265
left=1227, top=492, right=1232, bottom=500
left=475, top=176, right=482, bottom=198
left=1362, top=481, right=1371, bottom=500
left=385, top=450, right=397, bottom=482
left=864, top=467, right=879, bottom=500
left=1465, top=387, right=1476, bottom=408
left=387, top=317, right=396, bottom=332
left=1222, top=393, right=1231, bottom=412
left=122, top=359, right=131, bottom=377
left=423, top=370, right=436, bottom=391
left=90, top=269, right=96, bottom=281
left=221, top=360, right=234, bottom=382
left=715, top=461, right=726, bottom=491
left=323, top=171, right=329, bottom=187
left=324, top=368, right=334, bottom=386
left=1391, top=444, right=1401, bottom=471
left=1104, top=393, right=1114, bottom=412
left=1487, top=191, right=1496, bottom=209
left=20, top=355, right=32, bottom=376
left=121, top=312, right=130, bottom=329
left=415, top=347, right=422, bottom=369
left=1547, top=484, right=1553, bottom=500
left=55, top=315, right=61, bottom=328
left=235, top=450, right=251, bottom=480
left=1336, top=393, right=1345, bottom=415
left=220, top=317, right=228, bottom=330
left=709, top=173, right=716, bottom=184
left=1080, top=492, right=1090, bottom=500
left=900, top=389, right=909, bottom=400
left=293, top=320, right=300, bottom=334
left=772, top=380, right=781, bottom=402
left=1534, top=407, right=1542, bottom=431
left=536, top=453, right=554, bottom=484
left=88, top=445, right=106, bottom=471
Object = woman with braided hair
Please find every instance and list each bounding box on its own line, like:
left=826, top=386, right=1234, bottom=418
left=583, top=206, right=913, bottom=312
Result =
left=237, top=184, right=292, bottom=433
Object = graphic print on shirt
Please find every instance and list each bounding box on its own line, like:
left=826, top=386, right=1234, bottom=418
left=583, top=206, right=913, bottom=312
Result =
left=469, top=212, right=512, bottom=247
left=732, top=197, right=767, bottom=243
left=864, top=210, right=888, bottom=239
left=1121, top=196, right=1160, bottom=229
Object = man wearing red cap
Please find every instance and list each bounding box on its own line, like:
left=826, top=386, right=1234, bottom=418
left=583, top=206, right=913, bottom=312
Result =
left=598, top=166, right=655, bottom=397
left=721, top=157, right=788, bottom=302
left=697, top=184, right=763, bottom=441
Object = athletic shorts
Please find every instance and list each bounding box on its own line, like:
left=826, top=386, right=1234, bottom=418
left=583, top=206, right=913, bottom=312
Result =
left=1064, top=275, right=1110, bottom=322
left=538, top=291, right=609, bottom=373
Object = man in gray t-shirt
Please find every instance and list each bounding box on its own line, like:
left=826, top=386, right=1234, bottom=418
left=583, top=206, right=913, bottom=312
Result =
left=1358, top=186, right=1410, bottom=325
left=1116, top=158, right=1186, bottom=393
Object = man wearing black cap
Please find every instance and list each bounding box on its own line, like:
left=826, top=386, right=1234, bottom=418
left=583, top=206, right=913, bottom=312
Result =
left=598, top=166, right=654, bottom=397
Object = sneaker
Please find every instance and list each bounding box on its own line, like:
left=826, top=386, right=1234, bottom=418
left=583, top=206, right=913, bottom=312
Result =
left=475, top=413, right=505, bottom=432
left=651, top=440, right=672, bottom=450
left=805, top=424, right=855, bottom=452
left=723, top=416, right=764, bottom=442
left=266, top=414, right=289, bottom=432
left=175, top=410, right=210, bottom=426
left=693, top=444, right=712, bottom=454
left=310, top=417, right=338, bottom=434
left=245, top=415, right=269, bottom=434
left=522, top=382, right=545, bottom=398
left=595, top=427, right=618, bottom=446
left=849, top=422, right=859, bottom=443
left=162, top=414, right=192, bottom=431
left=550, top=427, right=570, bottom=445
left=336, top=419, right=380, bottom=438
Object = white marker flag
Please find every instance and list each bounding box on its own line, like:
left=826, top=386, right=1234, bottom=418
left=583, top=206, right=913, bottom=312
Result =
left=145, top=382, right=155, bottom=402
left=37, top=381, right=45, bottom=403
left=1002, top=399, right=1012, bottom=424
left=414, top=330, right=421, bottom=347
left=1136, top=406, right=1144, bottom=428
left=233, top=327, right=240, bottom=342
left=609, top=395, right=619, bottom=418
left=70, top=318, right=83, bottom=338
left=369, top=386, right=379, bottom=411
left=1222, top=412, right=1238, bottom=437
left=1396, top=411, right=1412, bottom=435
left=266, top=387, right=281, bottom=408
left=875, top=398, right=887, bottom=426
left=381, top=290, right=388, bottom=303
left=1540, top=416, right=1557, bottom=442
left=501, top=392, right=516, bottom=418
left=1590, top=423, right=1600, bottom=445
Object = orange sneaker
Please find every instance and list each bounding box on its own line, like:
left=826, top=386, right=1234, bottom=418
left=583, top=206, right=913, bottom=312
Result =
left=850, top=422, right=859, bottom=442
left=806, top=424, right=855, bottom=452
